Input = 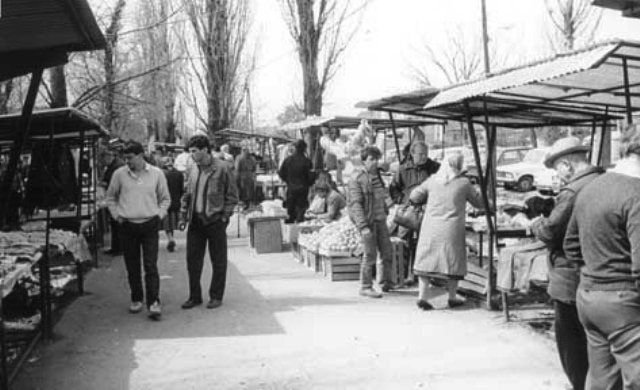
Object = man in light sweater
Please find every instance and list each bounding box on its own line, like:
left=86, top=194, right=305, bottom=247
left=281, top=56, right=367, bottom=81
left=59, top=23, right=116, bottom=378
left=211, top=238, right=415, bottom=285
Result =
left=106, top=141, right=171, bottom=319
left=564, top=125, right=640, bottom=389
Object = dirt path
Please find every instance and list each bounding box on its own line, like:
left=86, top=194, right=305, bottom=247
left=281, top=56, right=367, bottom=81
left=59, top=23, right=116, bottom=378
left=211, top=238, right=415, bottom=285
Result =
left=13, top=217, right=569, bottom=390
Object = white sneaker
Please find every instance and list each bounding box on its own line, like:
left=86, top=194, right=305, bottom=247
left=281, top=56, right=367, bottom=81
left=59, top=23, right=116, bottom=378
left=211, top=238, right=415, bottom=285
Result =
left=129, top=301, right=143, bottom=313
left=148, top=301, right=162, bottom=319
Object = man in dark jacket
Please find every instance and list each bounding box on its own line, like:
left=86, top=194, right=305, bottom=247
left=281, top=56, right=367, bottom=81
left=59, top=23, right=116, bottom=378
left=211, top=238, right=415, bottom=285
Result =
left=102, top=149, right=124, bottom=255
left=278, top=140, right=315, bottom=223
left=389, top=141, right=440, bottom=205
left=529, top=137, right=604, bottom=390
left=180, top=135, right=238, bottom=310
left=564, top=127, right=640, bottom=390
left=161, top=157, right=184, bottom=252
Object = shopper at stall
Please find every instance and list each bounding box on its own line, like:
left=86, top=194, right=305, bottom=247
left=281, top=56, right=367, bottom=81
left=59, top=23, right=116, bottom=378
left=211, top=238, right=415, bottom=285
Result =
left=235, top=147, right=257, bottom=210
left=102, top=149, right=124, bottom=255
left=564, top=126, right=640, bottom=390
left=180, top=135, right=238, bottom=310
left=348, top=146, right=394, bottom=298
left=161, top=157, right=184, bottom=253
left=106, top=141, right=170, bottom=319
left=306, top=173, right=346, bottom=222
left=278, top=139, right=315, bottom=223
left=389, top=141, right=440, bottom=205
left=526, top=137, right=603, bottom=390
left=409, top=151, right=484, bottom=310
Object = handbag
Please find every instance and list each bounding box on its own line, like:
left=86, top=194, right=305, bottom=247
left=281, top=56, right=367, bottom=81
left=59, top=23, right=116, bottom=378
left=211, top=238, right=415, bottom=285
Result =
left=393, top=203, right=424, bottom=231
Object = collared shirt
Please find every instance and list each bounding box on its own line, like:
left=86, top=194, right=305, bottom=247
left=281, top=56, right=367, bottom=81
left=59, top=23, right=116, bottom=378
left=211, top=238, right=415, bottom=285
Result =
left=194, top=167, right=213, bottom=214
left=106, top=163, right=171, bottom=223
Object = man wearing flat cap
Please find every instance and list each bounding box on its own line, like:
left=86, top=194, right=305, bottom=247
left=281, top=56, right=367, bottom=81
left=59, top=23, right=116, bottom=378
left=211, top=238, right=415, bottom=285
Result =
left=526, top=137, right=604, bottom=390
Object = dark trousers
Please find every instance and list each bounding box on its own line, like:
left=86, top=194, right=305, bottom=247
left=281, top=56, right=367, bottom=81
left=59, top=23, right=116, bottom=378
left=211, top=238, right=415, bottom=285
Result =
left=554, top=300, right=589, bottom=390
left=109, top=216, right=121, bottom=252
left=186, top=218, right=228, bottom=301
left=286, top=188, right=309, bottom=223
left=577, top=288, right=640, bottom=390
left=120, top=217, right=160, bottom=307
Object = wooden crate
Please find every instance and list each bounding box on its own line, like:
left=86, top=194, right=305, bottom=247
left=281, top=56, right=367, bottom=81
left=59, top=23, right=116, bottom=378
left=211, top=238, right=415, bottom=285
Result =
left=249, top=217, right=284, bottom=254
left=291, top=242, right=301, bottom=261
left=322, top=255, right=361, bottom=281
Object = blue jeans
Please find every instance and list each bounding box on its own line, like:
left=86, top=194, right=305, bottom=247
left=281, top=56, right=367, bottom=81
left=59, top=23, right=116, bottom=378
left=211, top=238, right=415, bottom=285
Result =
left=186, top=218, right=228, bottom=301
left=120, top=217, right=160, bottom=307
left=577, top=288, right=640, bottom=390
left=360, top=220, right=393, bottom=289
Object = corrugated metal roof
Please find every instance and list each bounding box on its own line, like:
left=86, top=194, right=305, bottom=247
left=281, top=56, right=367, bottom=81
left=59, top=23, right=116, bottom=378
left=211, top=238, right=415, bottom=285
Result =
left=280, top=115, right=441, bottom=134
left=355, top=88, right=440, bottom=114
left=593, top=0, right=640, bottom=17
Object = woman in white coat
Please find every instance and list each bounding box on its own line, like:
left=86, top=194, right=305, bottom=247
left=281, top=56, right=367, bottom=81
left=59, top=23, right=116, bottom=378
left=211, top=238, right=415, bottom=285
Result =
left=409, top=152, right=484, bottom=310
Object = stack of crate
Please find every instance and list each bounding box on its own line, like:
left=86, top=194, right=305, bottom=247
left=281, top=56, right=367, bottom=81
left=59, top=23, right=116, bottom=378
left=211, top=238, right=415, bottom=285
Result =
left=321, top=248, right=361, bottom=281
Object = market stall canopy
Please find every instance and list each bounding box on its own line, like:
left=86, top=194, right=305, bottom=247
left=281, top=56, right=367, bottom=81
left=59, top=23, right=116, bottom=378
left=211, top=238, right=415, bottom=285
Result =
left=0, top=108, right=108, bottom=146
left=592, top=0, right=640, bottom=17
left=280, top=114, right=442, bottom=133
left=422, top=40, right=640, bottom=128
left=216, top=128, right=294, bottom=143
left=354, top=87, right=440, bottom=116
left=0, top=0, right=106, bottom=81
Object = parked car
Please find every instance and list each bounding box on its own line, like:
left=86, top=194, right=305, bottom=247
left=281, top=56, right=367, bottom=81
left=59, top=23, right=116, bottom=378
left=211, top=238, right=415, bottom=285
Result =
left=466, top=146, right=531, bottom=182
left=496, top=148, right=554, bottom=192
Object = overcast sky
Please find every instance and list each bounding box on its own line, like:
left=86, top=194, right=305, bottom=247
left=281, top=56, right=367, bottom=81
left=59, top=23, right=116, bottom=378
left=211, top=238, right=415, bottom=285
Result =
left=249, top=0, right=640, bottom=126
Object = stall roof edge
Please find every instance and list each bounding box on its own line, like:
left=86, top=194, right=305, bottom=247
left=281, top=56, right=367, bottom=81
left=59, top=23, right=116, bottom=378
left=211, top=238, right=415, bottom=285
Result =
left=279, top=114, right=443, bottom=132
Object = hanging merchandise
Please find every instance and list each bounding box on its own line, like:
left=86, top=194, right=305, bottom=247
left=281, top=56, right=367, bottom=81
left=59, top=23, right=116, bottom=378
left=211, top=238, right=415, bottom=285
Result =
left=24, top=141, right=80, bottom=212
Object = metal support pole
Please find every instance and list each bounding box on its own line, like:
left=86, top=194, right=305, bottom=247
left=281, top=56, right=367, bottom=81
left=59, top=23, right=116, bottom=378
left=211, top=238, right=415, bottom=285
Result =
left=0, top=279, right=7, bottom=390
left=597, top=118, right=609, bottom=167
left=463, top=100, right=496, bottom=310
left=0, top=69, right=43, bottom=222
left=41, top=121, right=55, bottom=340
left=588, top=120, right=596, bottom=161
left=388, top=112, right=402, bottom=164
left=623, top=58, right=633, bottom=125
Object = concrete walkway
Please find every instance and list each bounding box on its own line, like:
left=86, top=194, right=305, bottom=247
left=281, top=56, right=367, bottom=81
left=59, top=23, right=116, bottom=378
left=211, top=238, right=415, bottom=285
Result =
left=14, top=217, right=569, bottom=390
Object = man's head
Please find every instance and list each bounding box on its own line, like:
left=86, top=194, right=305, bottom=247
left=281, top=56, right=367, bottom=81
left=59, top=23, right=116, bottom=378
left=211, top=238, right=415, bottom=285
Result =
left=161, top=157, right=174, bottom=169
left=360, top=146, right=382, bottom=173
left=122, top=141, right=145, bottom=171
left=221, top=144, right=230, bottom=154
left=188, top=135, right=211, bottom=165
left=544, top=137, right=590, bottom=183
left=410, top=141, right=429, bottom=165
left=294, top=140, right=307, bottom=155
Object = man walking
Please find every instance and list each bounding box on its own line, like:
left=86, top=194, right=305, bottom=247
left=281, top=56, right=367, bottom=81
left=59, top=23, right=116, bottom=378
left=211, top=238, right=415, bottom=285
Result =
left=180, top=135, right=238, bottom=310
left=161, top=157, right=184, bottom=252
left=564, top=125, right=640, bottom=389
left=528, top=137, right=604, bottom=390
left=348, top=146, right=394, bottom=298
left=106, top=141, right=170, bottom=319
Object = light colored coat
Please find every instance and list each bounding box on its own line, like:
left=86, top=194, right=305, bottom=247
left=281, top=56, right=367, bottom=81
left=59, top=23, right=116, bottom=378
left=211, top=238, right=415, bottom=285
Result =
left=409, top=175, right=483, bottom=278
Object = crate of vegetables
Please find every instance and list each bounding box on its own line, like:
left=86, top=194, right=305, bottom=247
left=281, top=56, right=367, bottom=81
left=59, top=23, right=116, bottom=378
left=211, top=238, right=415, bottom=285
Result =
left=322, top=255, right=361, bottom=281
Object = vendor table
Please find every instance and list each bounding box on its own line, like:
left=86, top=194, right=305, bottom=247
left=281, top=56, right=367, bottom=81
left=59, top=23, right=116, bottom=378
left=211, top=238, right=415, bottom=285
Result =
left=247, top=215, right=287, bottom=253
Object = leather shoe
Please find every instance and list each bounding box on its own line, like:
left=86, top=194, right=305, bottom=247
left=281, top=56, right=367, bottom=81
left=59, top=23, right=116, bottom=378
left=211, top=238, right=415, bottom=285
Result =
left=416, top=299, right=434, bottom=311
left=207, top=299, right=222, bottom=309
left=448, top=298, right=465, bottom=308
left=359, top=288, right=383, bottom=298
left=181, top=299, right=202, bottom=309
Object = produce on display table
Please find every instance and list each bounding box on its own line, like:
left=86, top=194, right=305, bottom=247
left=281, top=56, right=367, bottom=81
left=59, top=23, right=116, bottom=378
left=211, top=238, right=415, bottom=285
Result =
left=298, top=217, right=362, bottom=256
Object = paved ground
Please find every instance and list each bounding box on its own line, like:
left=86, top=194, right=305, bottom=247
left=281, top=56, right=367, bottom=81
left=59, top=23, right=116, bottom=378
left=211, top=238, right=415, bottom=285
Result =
left=14, top=216, right=569, bottom=390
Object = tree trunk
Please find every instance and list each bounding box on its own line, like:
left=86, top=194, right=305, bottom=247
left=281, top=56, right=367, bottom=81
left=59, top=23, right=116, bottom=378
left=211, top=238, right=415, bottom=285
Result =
left=49, top=65, right=68, bottom=107
left=529, top=128, right=538, bottom=148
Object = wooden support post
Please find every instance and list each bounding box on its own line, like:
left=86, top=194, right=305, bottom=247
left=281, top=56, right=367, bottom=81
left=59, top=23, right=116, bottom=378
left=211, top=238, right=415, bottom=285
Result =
left=623, top=58, right=633, bottom=125
left=463, top=100, right=497, bottom=310
left=388, top=112, right=402, bottom=165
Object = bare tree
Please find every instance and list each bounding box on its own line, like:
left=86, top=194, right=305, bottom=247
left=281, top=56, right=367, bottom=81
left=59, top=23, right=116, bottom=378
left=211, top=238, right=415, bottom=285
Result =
left=409, top=27, right=487, bottom=87
left=183, top=0, right=255, bottom=135
left=103, top=0, right=127, bottom=132
left=136, top=0, right=182, bottom=142
left=279, top=0, right=369, bottom=116
left=47, top=66, right=69, bottom=108
left=545, top=0, right=602, bottom=51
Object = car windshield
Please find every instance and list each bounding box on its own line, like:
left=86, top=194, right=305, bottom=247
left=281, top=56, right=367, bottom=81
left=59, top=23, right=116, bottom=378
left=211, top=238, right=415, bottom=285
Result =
left=522, top=149, right=546, bottom=164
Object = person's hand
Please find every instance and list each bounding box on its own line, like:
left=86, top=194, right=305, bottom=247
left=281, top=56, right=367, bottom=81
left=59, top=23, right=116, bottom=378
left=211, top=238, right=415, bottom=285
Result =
left=360, top=227, right=372, bottom=238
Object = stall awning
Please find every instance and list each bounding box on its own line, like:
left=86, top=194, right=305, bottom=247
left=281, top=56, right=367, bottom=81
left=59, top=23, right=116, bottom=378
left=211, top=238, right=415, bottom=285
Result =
left=0, top=0, right=106, bottom=81
left=0, top=108, right=108, bottom=146
left=354, top=88, right=440, bottom=116
left=216, top=128, right=294, bottom=143
left=422, top=40, right=640, bottom=127
left=592, top=0, right=640, bottom=17
left=280, top=114, right=442, bottom=133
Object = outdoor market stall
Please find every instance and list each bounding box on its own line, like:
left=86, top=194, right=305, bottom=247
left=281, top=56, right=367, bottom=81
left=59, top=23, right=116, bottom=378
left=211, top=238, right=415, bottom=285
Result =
left=0, top=0, right=105, bottom=387
left=356, top=40, right=640, bottom=318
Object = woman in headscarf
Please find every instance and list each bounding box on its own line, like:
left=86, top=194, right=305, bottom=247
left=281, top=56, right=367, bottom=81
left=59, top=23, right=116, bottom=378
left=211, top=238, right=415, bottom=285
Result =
left=409, top=151, right=484, bottom=310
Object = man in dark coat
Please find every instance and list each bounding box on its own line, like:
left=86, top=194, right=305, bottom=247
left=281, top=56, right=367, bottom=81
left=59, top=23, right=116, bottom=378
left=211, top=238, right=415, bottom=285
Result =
left=529, top=137, right=604, bottom=390
left=278, top=140, right=316, bottom=223
left=161, top=157, right=184, bottom=252
left=102, top=149, right=124, bottom=255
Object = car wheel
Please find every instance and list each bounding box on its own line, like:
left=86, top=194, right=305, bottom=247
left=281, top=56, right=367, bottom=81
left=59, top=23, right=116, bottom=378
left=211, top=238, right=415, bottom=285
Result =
left=517, top=176, right=534, bottom=192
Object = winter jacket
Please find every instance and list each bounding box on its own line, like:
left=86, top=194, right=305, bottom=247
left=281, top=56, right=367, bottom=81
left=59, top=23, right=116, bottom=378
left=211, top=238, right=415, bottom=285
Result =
left=347, top=167, right=388, bottom=231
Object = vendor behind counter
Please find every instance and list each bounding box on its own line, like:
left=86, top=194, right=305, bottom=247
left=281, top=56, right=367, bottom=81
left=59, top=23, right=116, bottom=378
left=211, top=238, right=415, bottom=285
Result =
left=306, top=172, right=346, bottom=222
